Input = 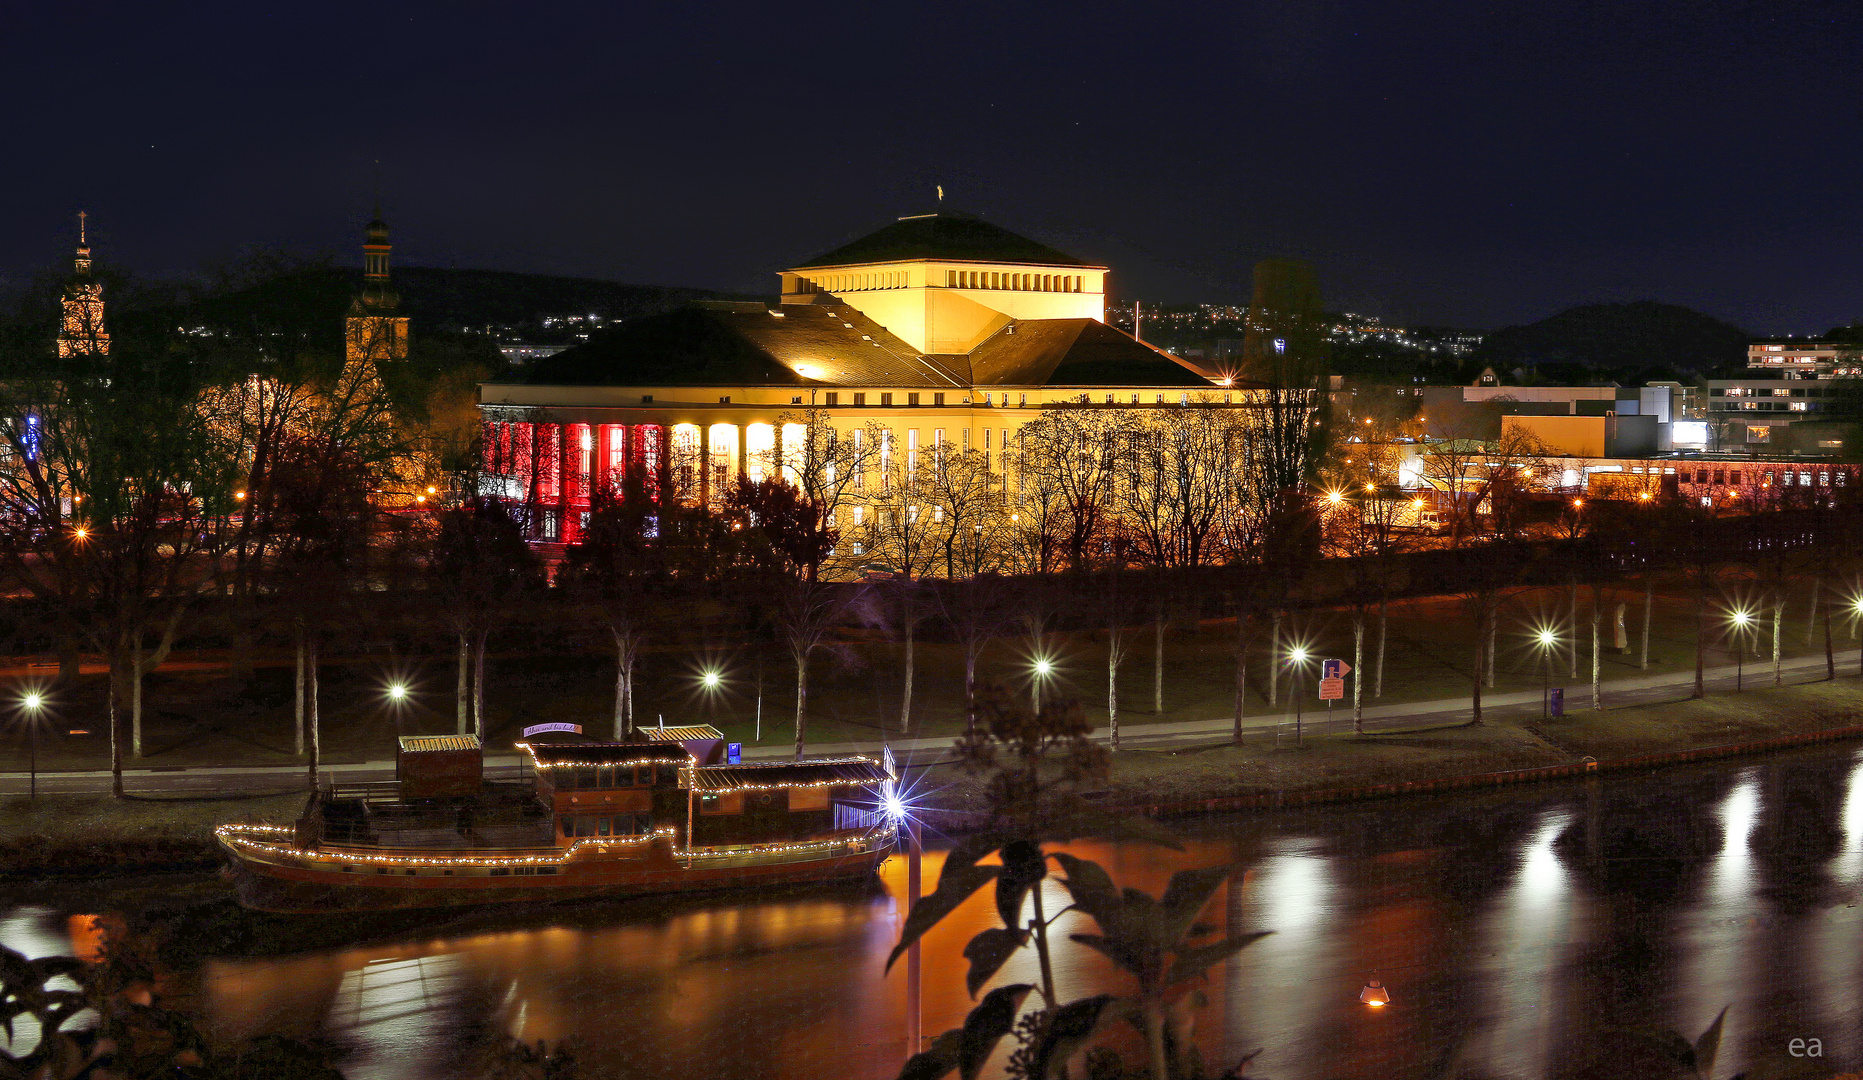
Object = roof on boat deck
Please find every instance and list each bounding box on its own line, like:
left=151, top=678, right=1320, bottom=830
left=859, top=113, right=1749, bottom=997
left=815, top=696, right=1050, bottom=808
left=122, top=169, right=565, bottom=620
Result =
left=520, top=741, right=690, bottom=767
left=644, top=725, right=725, bottom=742
left=687, top=758, right=888, bottom=792
left=398, top=735, right=481, bottom=754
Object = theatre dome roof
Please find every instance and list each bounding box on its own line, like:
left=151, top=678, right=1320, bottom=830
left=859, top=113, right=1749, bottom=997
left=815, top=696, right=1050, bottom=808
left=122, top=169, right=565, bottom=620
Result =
left=792, top=212, right=1099, bottom=270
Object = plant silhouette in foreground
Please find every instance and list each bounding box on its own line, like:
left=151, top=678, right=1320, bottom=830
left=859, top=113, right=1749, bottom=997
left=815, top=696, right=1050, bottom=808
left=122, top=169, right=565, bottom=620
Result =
left=890, top=689, right=1268, bottom=1079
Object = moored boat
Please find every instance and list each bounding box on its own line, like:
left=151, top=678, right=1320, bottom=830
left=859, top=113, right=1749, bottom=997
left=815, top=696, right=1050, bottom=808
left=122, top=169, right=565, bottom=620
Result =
left=216, top=728, right=897, bottom=913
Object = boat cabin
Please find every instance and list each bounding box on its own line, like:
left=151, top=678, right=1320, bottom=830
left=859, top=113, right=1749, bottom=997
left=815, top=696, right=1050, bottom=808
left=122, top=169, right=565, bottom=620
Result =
left=522, top=740, right=690, bottom=843
left=686, top=758, right=891, bottom=847
left=396, top=734, right=483, bottom=799
left=519, top=733, right=892, bottom=850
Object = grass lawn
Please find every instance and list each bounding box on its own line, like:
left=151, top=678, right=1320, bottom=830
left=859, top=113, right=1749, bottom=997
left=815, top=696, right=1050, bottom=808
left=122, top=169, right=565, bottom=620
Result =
left=0, top=576, right=1858, bottom=775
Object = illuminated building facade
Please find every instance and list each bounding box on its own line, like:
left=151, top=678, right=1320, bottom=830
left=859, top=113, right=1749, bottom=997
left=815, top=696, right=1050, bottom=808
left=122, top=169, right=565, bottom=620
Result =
left=57, top=211, right=109, bottom=358
left=478, top=212, right=1265, bottom=546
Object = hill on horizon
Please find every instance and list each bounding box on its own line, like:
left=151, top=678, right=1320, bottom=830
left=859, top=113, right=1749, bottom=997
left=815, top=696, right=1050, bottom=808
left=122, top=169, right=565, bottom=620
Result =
left=4, top=264, right=749, bottom=347
left=1475, top=300, right=1750, bottom=378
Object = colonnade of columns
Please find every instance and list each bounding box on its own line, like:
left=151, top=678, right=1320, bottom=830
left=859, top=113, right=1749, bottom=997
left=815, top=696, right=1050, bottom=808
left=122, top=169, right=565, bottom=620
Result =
left=480, top=418, right=805, bottom=543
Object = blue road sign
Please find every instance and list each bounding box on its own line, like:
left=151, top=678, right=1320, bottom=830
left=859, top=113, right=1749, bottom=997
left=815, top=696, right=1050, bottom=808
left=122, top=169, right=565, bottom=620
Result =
left=727, top=742, right=742, bottom=764
left=1549, top=688, right=1565, bottom=718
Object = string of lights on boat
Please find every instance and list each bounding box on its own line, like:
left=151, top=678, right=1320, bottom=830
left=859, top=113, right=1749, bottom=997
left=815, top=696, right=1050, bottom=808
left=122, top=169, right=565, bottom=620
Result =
left=214, top=821, right=897, bottom=867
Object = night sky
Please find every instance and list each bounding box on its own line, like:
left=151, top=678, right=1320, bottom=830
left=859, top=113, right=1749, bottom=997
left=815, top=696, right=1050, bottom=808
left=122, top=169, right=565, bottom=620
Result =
left=8, top=1, right=1863, bottom=333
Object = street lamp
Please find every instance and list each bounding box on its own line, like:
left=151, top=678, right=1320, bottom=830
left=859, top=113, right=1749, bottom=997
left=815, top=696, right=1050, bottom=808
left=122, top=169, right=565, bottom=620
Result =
left=18, top=692, right=44, bottom=798
left=1287, top=646, right=1310, bottom=745
left=382, top=680, right=413, bottom=738
left=1031, top=656, right=1055, bottom=711
left=1534, top=627, right=1559, bottom=719
left=1730, top=608, right=1753, bottom=691
left=1854, top=595, right=1863, bottom=677
left=701, top=670, right=722, bottom=690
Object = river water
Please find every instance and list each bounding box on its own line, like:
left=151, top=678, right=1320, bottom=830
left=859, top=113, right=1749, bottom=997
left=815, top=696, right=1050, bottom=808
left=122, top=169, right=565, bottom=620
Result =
left=6, top=744, right=1863, bottom=1079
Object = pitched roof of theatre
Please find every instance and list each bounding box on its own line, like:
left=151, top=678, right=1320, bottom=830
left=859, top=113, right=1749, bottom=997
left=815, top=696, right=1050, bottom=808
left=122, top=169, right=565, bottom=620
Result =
left=516, top=304, right=1228, bottom=390
left=520, top=302, right=970, bottom=388
left=968, top=319, right=1228, bottom=388
left=793, top=212, right=1100, bottom=270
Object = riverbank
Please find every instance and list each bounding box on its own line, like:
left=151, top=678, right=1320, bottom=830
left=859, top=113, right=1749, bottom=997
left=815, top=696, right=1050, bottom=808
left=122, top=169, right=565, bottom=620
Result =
left=0, top=789, right=306, bottom=880
left=914, top=677, right=1863, bottom=828
left=5, top=679, right=1863, bottom=880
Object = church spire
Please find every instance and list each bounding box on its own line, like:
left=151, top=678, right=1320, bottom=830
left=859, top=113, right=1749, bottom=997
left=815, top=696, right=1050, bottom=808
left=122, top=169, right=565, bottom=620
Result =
left=58, top=211, right=109, bottom=357
left=347, top=207, right=408, bottom=365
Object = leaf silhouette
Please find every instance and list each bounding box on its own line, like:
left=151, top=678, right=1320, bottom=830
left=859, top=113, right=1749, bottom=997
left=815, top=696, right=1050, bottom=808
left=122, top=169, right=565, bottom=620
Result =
left=962, top=928, right=1030, bottom=998
left=888, top=863, right=1002, bottom=973
left=959, top=983, right=1033, bottom=1080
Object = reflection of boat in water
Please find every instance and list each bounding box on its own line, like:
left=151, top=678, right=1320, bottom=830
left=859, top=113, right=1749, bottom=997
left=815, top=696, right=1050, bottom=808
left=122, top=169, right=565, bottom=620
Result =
left=216, top=727, right=896, bottom=913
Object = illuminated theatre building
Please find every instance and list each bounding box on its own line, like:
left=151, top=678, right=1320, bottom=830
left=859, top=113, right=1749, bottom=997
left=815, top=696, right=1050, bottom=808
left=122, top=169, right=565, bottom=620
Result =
left=478, top=212, right=1264, bottom=553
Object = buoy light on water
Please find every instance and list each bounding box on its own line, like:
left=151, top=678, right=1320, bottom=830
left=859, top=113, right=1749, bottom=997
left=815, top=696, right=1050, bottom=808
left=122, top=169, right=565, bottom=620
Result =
left=1360, top=979, right=1390, bottom=1006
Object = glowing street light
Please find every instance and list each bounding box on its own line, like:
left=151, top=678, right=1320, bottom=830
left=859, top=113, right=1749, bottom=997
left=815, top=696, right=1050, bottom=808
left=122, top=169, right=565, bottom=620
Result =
left=386, top=683, right=408, bottom=702
left=1729, top=608, right=1754, bottom=691
left=1325, top=490, right=1344, bottom=506
left=701, top=670, right=722, bottom=690
left=1533, top=626, right=1560, bottom=719
left=1853, top=594, right=1863, bottom=677
left=17, top=690, right=46, bottom=798
left=1285, top=645, right=1312, bottom=745
left=1030, top=656, right=1055, bottom=710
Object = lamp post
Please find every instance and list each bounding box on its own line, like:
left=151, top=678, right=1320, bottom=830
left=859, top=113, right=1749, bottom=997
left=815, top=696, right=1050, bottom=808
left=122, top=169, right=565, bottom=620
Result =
left=20, top=692, right=43, bottom=799
left=1288, top=646, right=1309, bottom=745
left=1731, top=609, right=1752, bottom=691
left=384, top=681, right=410, bottom=738
left=1535, top=629, right=1558, bottom=719
left=1854, top=596, right=1863, bottom=677
left=1032, top=657, right=1054, bottom=712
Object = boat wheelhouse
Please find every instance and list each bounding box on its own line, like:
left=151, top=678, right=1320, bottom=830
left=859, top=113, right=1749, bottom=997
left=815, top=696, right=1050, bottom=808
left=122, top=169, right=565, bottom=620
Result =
left=217, top=729, right=896, bottom=913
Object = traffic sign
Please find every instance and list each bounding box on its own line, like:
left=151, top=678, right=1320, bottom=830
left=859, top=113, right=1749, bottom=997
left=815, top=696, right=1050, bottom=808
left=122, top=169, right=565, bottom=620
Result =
left=1321, top=658, right=1353, bottom=680
left=1318, top=677, right=1345, bottom=701
left=727, top=742, right=742, bottom=764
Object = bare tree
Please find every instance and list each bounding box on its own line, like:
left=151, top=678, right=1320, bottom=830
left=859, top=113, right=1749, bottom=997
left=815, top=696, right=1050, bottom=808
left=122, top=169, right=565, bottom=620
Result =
left=776, top=577, right=844, bottom=758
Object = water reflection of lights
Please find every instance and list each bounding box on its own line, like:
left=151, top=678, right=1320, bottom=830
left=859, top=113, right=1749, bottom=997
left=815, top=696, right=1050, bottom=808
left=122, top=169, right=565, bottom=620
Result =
left=328, top=954, right=470, bottom=1079
left=1677, top=770, right=1762, bottom=1065
left=0, top=907, right=95, bottom=1059
left=1814, top=752, right=1863, bottom=1062
left=1471, top=810, right=1574, bottom=1078
left=1225, top=844, right=1338, bottom=1064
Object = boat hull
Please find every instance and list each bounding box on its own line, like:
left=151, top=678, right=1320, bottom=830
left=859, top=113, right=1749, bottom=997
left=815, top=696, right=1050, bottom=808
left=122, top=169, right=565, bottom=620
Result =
left=217, top=828, right=895, bottom=914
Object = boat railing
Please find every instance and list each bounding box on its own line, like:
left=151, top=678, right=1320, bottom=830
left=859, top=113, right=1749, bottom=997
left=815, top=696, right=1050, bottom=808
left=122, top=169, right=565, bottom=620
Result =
left=322, top=779, right=403, bottom=807
left=683, top=825, right=893, bottom=869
